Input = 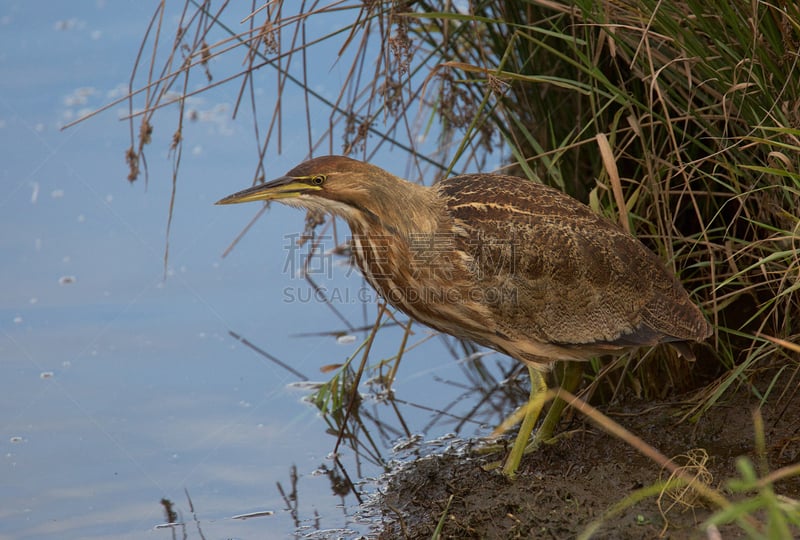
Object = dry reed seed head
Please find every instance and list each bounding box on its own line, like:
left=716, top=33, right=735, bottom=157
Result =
left=343, top=114, right=371, bottom=154
left=139, top=118, right=153, bottom=145
left=381, top=78, right=405, bottom=117
left=487, top=74, right=510, bottom=96
left=200, top=40, right=211, bottom=65
left=387, top=21, right=413, bottom=75
left=171, top=129, right=182, bottom=150
left=361, top=0, right=382, bottom=14
left=302, top=208, right=327, bottom=244
left=257, top=20, right=279, bottom=54
left=125, top=147, right=139, bottom=183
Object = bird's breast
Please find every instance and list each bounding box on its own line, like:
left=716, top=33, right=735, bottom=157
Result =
left=347, top=225, right=496, bottom=338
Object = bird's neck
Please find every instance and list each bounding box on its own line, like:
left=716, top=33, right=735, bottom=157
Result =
left=351, top=177, right=442, bottom=239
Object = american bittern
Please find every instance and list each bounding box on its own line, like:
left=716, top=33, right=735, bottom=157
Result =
left=217, top=155, right=712, bottom=477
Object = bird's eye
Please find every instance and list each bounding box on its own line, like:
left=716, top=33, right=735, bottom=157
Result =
left=310, top=174, right=326, bottom=186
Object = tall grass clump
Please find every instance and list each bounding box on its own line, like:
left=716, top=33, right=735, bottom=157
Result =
left=401, top=0, right=800, bottom=404
left=86, top=0, right=798, bottom=458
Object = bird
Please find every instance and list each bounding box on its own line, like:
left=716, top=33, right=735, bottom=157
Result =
left=216, top=155, right=713, bottom=478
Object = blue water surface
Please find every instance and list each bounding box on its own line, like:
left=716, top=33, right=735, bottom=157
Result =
left=0, top=2, right=514, bottom=539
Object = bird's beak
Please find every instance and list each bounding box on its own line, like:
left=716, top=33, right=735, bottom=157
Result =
left=215, top=176, right=321, bottom=205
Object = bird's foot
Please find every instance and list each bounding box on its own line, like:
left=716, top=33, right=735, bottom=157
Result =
left=523, top=426, right=576, bottom=453
left=474, top=440, right=507, bottom=455
left=474, top=438, right=511, bottom=471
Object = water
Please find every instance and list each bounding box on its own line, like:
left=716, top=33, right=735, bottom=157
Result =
left=0, top=3, right=520, bottom=538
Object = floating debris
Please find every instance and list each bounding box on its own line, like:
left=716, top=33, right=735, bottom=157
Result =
left=320, top=363, right=343, bottom=373
left=231, top=510, right=274, bottom=520
left=299, top=528, right=359, bottom=538
left=391, top=434, right=423, bottom=453
left=153, top=522, right=183, bottom=530
left=336, top=334, right=356, bottom=345
left=286, top=381, right=325, bottom=391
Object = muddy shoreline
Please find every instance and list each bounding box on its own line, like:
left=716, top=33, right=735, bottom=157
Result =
left=365, top=375, right=799, bottom=539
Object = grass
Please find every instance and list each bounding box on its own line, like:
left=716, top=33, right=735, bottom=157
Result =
left=73, top=0, right=800, bottom=537
left=87, top=0, right=799, bottom=403
left=578, top=410, right=800, bottom=539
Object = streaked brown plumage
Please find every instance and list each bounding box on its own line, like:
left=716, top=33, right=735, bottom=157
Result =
left=217, top=155, right=712, bottom=477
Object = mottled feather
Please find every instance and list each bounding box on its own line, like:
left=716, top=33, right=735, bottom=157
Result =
left=435, top=174, right=711, bottom=363
left=221, top=155, right=712, bottom=368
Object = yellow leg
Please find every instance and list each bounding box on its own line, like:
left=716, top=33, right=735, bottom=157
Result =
left=532, top=360, right=584, bottom=446
left=502, top=366, right=547, bottom=478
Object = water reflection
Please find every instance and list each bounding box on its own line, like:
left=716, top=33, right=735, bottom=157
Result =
left=140, top=326, right=530, bottom=538
left=1, top=5, right=537, bottom=537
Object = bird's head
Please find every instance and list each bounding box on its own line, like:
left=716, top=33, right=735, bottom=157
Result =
left=216, top=155, right=439, bottom=235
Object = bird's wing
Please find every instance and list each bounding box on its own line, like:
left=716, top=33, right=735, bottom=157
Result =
left=439, top=174, right=708, bottom=348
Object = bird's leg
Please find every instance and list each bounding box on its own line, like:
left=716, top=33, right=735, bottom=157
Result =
left=527, top=360, right=583, bottom=450
left=502, top=366, right=548, bottom=478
